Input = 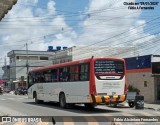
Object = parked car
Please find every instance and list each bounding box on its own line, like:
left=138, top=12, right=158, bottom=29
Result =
left=3, top=87, right=11, bottom=93
left=15, top=87, right=28, bottom=95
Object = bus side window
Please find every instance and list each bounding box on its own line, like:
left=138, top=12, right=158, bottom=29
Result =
left=60, top=67, right=70, bottom=82
left=28, top=73, right=34, bottom=86
left=66, top=67, right=70, bottom=81
left=80, top=63, right=89, bottom=81
left=44, top=71, right=51, bottom=82
left=59, top=68, right=64, bottom=81
left=51, top=69, right=58, bottom=82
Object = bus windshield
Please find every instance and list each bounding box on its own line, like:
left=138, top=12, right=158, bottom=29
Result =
left=94, top=60, right=124, bottom=76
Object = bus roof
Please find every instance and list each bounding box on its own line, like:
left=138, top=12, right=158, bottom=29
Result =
left=30, top=57, right=125, bottom=73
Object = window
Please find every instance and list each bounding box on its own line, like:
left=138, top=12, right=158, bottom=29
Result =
left=59, top=67, right=70, bottom=82
left=28, top=74, right=33, bottom=85
left=51, top=69, right=58, bottom=82
left=80, top=63, right=89, bottom=81
left=40, top=57, right=48, bottom=60
left=43, top=71, right=51, bottom=82
left=29, top=56, right=38, bottom=60
left=144, top=81, right=148, bottom=87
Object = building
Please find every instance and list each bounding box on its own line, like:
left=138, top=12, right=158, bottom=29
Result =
left=50, top=46, right=138, bottom=64
left=2, top=65, right=10, bottom=92
left=125, top=55, right=160, bottom=103
left=5, top=50, right=54, bottom=90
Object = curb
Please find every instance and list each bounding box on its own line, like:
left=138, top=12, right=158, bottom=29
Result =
left=115, top=103, right=160, bottom=111
left=144, top=107, right=160, bottom=111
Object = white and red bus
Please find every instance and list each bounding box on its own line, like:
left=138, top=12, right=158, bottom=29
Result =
left=28, top=57, right=127, bottom=108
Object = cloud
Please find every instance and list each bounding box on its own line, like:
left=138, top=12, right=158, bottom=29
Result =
left=76, top=0, right=157, bottom=56
left=47, top=0, right=56, bottom=15
left=0, top=0, right=159, bottom=76
left=0, top=0, right=76, bottom=68
left=19, top=0, right=39, bottom=5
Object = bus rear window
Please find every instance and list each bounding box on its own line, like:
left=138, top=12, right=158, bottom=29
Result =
left=94, top=60, right=124, bottom=75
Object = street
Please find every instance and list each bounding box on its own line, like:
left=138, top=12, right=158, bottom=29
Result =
left=0, top=93, right=160, bottom=125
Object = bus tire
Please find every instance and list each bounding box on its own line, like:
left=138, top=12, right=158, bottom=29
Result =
left=84, top=103, right=95, bottom=109
left=59, top=93, right=67, bottom=108
left=128, top=101, right=134, bottom=108
left=33, top=92, right=43, bottom=104
left=113, top=104, right=117, bottom=108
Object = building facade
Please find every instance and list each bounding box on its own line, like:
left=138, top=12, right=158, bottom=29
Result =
left=50, top=46, right=138, bottom=64
left=5, top=50, right=54, bottom=90
left=2, top=65, right=10, bottom=92
left=125, top=55, right=160, bottom=103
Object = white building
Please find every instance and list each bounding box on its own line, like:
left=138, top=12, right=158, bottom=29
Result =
left=50, top=46, right=138, bottom=64
left=6, top=50, right=54, bottom=90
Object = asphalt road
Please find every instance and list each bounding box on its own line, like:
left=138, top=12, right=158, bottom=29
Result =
left=0, top=93, right=160, bottom=125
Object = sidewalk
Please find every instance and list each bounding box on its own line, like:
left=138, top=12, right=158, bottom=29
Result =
left=144, top=102, right=160, bottom=110
left=120, top=101, right=160, bottom=110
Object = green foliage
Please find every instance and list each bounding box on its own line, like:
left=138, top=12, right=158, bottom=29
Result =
left=128, top=85, right=140, bottom=93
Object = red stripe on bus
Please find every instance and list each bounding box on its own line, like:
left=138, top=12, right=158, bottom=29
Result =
left=126, top=68, right=152, bottom=73
left=31, top=58, right=125, bottom=72
left=90, top=58, right=96, bottom=95
left=124, top=60, right=127, bottom=95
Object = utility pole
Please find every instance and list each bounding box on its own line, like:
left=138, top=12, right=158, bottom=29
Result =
left=25, top=43, right=29, bottom=89
left=4, top=56, right=6, bottom=66
left=26, top=43, right=29, bottom=75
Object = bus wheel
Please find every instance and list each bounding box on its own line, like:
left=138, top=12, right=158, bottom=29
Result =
left=34, top=92, right=43, bottom=104
left=84, top=103, right=95, bottom=109
left=59, top=93, right=67, bottom=108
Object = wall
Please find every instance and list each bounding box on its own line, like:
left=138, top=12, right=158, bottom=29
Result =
left=127, top=72, right=155, bottom=103
left=125, top=55, right=156, bottom=103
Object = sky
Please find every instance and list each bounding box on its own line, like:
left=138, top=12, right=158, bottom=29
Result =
left=0, top=0, right=160, bottom=76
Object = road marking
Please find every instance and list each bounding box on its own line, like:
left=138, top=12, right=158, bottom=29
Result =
left=85, top=116, right=99, bottom=125
left=0, top=99, right=6, bottom=100
left=38, top=122, right=49, bottom=125
left=63, top=117, right=74, bottom=125
left=0, top=97, right=27, bottom=101
left=14, top=122, right=25, bottom=125
left=17, top=98, right=25, bottom=99
left=7, top=98, right=14, bottom=100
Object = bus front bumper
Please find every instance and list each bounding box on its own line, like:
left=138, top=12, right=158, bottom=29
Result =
left=90, top=94, right=126, bottom=104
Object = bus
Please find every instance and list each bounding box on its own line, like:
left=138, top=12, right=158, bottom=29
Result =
left=27, top=57, right=127, bottom=109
